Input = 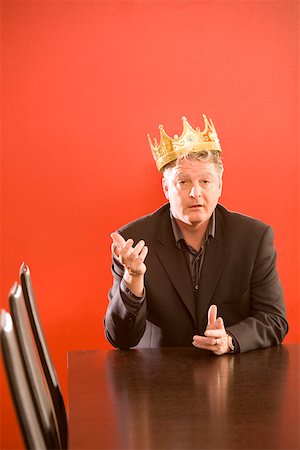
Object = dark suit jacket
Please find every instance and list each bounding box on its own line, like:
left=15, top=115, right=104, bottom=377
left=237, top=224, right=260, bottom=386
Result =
left=105, top=203, right=288, bottom=352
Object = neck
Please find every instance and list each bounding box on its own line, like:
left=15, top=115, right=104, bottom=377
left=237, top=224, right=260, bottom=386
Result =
left=176, top=219, right=209, bottom=251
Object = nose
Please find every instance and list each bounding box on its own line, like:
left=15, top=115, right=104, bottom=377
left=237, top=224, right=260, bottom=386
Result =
left=189, top=184, right=202, bottom=198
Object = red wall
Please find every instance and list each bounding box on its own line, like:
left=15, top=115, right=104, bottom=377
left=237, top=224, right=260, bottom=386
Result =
left=1, top=1, right=299, bottom=448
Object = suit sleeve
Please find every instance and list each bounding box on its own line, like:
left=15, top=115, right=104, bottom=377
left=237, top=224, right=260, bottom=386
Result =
left=226, top=226, right=288, bottom=353
left=104, top=254, right=147, bottom=349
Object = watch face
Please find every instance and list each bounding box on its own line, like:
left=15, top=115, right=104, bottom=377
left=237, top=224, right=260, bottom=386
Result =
left=227, top=334, right=235, bottom=352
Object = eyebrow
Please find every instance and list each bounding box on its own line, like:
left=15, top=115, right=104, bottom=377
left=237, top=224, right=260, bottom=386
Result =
left=174, top=172, right=190, bottom=177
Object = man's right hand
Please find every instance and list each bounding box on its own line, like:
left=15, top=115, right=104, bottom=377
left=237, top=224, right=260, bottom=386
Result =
left=110, top=232, right=148, bottom=297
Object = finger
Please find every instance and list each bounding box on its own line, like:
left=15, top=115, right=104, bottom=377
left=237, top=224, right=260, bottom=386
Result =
left=126, top=245, right=148, bottom=267
left=204, top=329, right=225, bottom=338
left=110, top=232, right=126, bottom=248
left=119, top=239, right=134, bottom=264
left=205, top=313, right=225, bottom=336
left=207, top=304, right=217, bottom=328
left=215, top=316, right=225, bottom=330
left=193, top=335, right=218, bottom=349
left=122, top=239, right=146, bottom=263
left=124, top=238, right=134, bottom=249
left=111, top=242, right=121, bottom=258
left=132, top=244, right=148, bottom=264
left=205, top=317, right=225, bottom=338
left=132, top=240, right=146, bottom=255
left=139, top=245, right=148, bottom=261
left=193, top=335, right=227, bottom=355
left=129, top=246, right=149, bottom=271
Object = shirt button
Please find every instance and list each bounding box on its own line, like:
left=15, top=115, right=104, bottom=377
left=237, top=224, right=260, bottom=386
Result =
left=194, top=284, right=199, bottom=290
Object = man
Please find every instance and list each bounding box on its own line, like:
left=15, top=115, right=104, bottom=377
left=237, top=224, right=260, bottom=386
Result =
left=104, top=115, right=288, bottom=354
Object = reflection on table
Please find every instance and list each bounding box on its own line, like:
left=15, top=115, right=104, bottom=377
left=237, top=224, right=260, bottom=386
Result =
left=68, top=345, right=299, bottom=449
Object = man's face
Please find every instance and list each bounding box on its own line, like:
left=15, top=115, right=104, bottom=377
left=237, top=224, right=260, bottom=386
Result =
left=162, top=158, right=222, bottom=228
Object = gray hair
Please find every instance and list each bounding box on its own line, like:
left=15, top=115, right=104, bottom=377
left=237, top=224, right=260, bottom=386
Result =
left=162, top=150, right=224, bottom=178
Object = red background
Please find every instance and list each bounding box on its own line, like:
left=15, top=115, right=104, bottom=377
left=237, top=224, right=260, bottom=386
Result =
left=1, top=1, right=299, bottom=448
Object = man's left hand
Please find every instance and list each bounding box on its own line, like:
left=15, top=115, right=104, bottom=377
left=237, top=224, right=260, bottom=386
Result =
left=192, top=305, right=231, bottom=355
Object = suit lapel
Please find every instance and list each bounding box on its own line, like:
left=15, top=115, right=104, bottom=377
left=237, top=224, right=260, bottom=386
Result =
left=155, top=212, right=197, bottom=325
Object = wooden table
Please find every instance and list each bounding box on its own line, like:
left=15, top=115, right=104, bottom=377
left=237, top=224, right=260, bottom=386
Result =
left=68, top=344, right=299, bottom=449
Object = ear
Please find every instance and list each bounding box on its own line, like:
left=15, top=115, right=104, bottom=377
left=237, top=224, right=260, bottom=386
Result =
left=162, top=176, right=169, bottom=200
left=218, top=176, right=223, bottom=197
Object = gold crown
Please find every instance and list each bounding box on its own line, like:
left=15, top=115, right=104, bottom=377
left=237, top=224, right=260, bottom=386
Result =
left=148, top=115, right=222, bottom=171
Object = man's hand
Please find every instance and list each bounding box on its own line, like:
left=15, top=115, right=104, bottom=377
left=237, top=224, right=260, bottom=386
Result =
left=110, top=232, right=148, bottom=297
left=192, top=305, right=231, bottom=355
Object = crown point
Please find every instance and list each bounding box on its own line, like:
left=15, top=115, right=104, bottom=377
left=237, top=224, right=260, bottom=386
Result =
left=182, top=116, right=187, bottom=122
left=159, top=124, right=164, bottom=130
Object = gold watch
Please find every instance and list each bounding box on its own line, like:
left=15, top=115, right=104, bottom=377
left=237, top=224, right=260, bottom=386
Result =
left=226, top=333, right=235, bottom=352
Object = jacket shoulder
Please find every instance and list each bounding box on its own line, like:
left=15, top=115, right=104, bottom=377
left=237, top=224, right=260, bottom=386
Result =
left=217, top=204, right=270, bottom=230
left=216, top=204, right=273, bottom=245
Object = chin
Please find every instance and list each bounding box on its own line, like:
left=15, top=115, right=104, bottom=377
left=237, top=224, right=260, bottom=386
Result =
left=187, top=219, right=207, bottom=227
left=188, top=212, right=207, bottom=222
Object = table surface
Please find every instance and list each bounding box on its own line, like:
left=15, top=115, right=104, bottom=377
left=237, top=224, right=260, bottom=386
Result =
left=68, top=344, right=299, bottom=450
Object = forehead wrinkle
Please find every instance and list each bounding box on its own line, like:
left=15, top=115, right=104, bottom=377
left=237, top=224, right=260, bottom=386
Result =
left=164, top=160, right=220, bottom=182
left=173, top=168, right=217, bottom=179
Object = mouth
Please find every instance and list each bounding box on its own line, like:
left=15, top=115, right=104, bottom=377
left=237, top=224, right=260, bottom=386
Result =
left=188, top=205, right=203, bottom=212
left=188, top=204, right=204, bottom=209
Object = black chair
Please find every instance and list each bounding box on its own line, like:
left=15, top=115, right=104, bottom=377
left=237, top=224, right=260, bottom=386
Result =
left=9, top=283, right=61, bottom=449
left=19, top=262, right=68, bottom=449
left=0, top=308, right=47, bottom=450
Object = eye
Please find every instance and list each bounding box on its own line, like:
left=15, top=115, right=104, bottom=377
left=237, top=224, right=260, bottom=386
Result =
left=176, top=178, right=187, bottom=186
left=176, top=179, right=190, bottom=189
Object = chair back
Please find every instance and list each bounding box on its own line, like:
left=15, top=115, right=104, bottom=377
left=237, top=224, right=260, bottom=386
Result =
left=0, top=309, right=47, bottom=450
left=9, top=283, right=61, bottom=449
left=19, top=262, right=68, bottom=449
